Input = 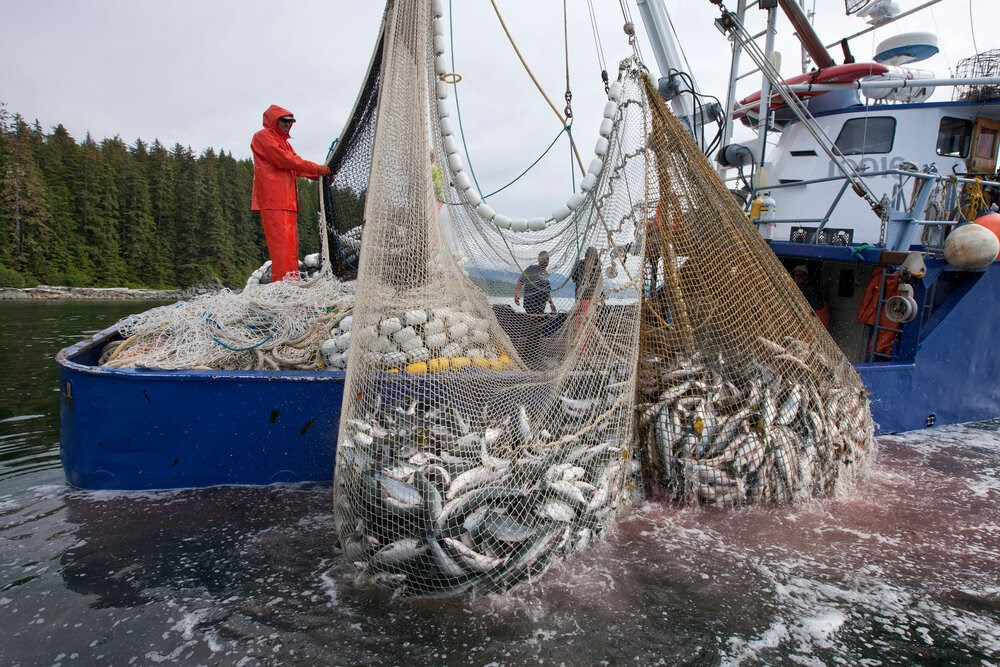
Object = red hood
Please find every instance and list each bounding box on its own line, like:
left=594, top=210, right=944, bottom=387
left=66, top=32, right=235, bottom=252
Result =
left=262, top=104, right=294, bottom=136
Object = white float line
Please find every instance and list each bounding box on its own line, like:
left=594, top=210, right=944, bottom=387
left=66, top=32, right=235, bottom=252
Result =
left=432, top=10, right=624, bottom=233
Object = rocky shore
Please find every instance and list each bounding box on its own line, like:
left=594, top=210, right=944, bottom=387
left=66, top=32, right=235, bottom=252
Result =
left=0, top=285, right=194, bottom=301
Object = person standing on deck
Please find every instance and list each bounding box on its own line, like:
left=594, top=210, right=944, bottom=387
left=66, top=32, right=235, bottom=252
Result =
left=571, top=246, right=604, bottom=315
left=514, top=251, right=557, bottom=367
left=251, top=105, right=330, bottom=282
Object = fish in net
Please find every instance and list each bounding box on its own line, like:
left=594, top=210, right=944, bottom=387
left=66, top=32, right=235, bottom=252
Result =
left=332, top=0, right=648, bottom=597
left=636, top=75, right=876, bottom=507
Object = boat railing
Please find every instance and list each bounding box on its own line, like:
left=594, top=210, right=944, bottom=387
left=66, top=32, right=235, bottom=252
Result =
left=755, top=168, right=1000, bottom=251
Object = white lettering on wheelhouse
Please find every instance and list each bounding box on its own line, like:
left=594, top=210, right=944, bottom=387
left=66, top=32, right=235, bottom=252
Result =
left=829, top=156, right=906, bottom=178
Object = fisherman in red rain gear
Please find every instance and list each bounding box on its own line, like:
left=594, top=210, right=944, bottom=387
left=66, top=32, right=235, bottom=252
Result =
left=858, top=267, right=901, bottom=357
left=251, top=105, right=330, bottom=282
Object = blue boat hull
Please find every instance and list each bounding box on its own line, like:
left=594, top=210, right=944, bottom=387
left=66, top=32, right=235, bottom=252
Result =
left=57, top=326, right=345, bottom=490
left=769, top=242, right=1000, bottom=434
left=856, top=258, right=1000, bottom=432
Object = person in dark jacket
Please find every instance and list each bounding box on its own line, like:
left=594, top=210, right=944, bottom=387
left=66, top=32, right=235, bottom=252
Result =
left=514, top=251, right=557, bottom=315
left=514, top=251, right=557, bottom=367
left=251, top=105, right=330, bottom=282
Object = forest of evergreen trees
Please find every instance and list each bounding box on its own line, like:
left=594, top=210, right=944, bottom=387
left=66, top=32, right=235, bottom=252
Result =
left=0, top=103, right=321, bottom=289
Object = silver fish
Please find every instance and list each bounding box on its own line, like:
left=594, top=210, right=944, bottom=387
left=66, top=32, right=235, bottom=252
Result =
left=370, top=538, right=426, bottom=570
left=478, top=511, right=537, bottom=543
left=538, top=498, right=576, bottom=523
left=429, top=538, right=467, bottom=579
left=447, top=464, right=509, bottom=500
left=547, top=479, right=588, bottom=506
left=758, top=337, right=786, bottom=355
left=775, top=385, right=801, bottom=426
left=442, top=536, right=506, bottom=572
left=374, top=471, right=422, bottom=508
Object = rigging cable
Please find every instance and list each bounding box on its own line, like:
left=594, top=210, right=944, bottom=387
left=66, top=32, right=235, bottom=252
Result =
left=489, top=0, right=585, bottom=174
left=448, top=0, right=485, bottom=197
left=481, top=125, right=571, bottom=199
left=968, top=0, right=979, bottom=59
left=586, top=0, right=609, bottom=93
left=563, top=0, right=577, bottom=192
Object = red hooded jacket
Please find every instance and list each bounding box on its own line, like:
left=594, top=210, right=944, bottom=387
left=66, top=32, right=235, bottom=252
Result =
left=250, top=105, right=327, bottom=211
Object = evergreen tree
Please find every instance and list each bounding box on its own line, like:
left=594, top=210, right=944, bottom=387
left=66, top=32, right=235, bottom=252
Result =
left=0, top=103, right=287, bottom=289
left=120, top=139, right=158, bottom=286
left=172, top=143, right=209, bottom=285
left=39, top=123, right=85, bottom=283
left=0, top=116, right=56, bottom=283
left=146, top=140, right=178, bottom=287
left=194, top=148, right=235, bottom=281
left=298, top=179, right=320, bottom=257
left=220, top=150, right=263, bottom=278
left=77, top=134, right=125, bottom=284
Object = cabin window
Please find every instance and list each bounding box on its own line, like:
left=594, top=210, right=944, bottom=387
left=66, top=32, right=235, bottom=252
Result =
left=936, top=117, right=973, bottom=157
left=834, top=117, right=896, bottom=155
left=974, top=127, right=998, bottom=161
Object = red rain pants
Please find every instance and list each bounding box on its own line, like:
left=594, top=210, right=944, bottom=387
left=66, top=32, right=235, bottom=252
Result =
left=260, top=209, right=300, bottom=282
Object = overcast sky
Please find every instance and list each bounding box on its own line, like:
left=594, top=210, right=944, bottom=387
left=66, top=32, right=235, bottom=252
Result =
left=1, top=0, right=996, bottom=216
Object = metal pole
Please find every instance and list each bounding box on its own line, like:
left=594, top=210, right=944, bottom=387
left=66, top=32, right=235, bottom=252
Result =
left=634, top=0, right=694, bottom=119
left=754, top=5, right=777, bottom=187
left=719, top=0, right=749, bottom=170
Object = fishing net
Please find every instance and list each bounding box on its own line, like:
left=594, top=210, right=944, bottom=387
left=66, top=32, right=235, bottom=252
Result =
left=321, top=17, right=386, bottom=280
left=332, top=0, right=647, bottom=597
left=637, top=75, right=876, bottom=506
left=99, top=278, right=355, bottom=371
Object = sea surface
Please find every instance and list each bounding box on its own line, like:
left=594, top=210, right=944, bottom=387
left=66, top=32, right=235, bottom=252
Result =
left=0, top=300, right=997, bottom=666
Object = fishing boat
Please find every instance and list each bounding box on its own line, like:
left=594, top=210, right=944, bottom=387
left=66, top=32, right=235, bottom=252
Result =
left=635, top=0, right=1000, bottom=433
left=58, top=0, right=1000, bottom=491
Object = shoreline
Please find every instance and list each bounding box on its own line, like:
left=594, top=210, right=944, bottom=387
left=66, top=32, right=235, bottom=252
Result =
left=0, top=285, right=190, bottom=302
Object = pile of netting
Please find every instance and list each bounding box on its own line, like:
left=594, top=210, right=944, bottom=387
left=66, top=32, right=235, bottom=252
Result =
left=637, top=76, right=876, bottom=506
left=99, top=278, right=355, bottom=371
left=333, top=0, right=646, bottom=597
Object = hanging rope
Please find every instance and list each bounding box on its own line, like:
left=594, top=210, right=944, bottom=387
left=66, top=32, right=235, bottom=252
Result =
left=482, top=124, right=572, bottom=199
left=489, top=0, right=585, bottom=175
left=563, top=0, right=573, bottom=120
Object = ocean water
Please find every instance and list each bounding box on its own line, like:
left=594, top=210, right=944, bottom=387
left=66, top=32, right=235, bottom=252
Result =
left=0, top=301, right=997, bottom=665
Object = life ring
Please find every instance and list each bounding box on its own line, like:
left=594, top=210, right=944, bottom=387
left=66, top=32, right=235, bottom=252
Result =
left=733, top=62, right=890, bottom=119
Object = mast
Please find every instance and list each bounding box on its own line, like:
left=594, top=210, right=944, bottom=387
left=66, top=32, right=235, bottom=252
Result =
left=634, top=0, right=694, bottom=120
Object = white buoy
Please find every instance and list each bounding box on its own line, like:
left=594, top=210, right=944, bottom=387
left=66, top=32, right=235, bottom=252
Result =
left=943, top=224, right=1000, bottom=270
left=566, top=192, right=586, bottom=210
left=379, top=317, right=402, bottom=336
left=465, top=188, right=482, bottom=208
left=477, top=203, right=496, bottom=221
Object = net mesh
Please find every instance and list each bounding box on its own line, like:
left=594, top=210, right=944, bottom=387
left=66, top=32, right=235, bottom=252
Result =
left=99, top=279, right=355, bottom=371
left=322, top=25, right=385, bottom=280
left=332, top=0, right=646, bottom=597
left=637, top=75, right=875, bottom=506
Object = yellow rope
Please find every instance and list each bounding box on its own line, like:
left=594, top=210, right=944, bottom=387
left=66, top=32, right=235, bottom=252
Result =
left=962, top=177, right=988, bottom=220
left=489, top=0, right=585, bottom=175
